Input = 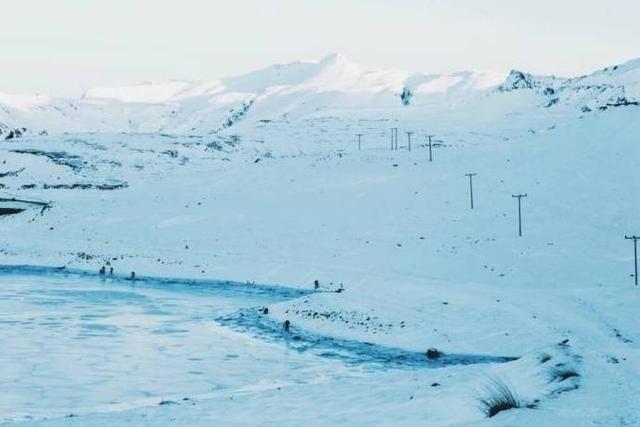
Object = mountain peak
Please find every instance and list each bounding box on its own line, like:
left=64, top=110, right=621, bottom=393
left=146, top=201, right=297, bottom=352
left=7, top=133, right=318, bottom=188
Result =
left=319, top=52, right=350, bottom=64
left=316, top=53, right=361, bottom=73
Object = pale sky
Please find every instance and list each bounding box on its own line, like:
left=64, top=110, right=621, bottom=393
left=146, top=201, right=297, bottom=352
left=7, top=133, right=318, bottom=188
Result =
left=1, top=0, right=639, bottom=96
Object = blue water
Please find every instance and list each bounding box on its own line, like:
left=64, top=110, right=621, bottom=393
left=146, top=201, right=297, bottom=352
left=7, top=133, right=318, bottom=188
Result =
left=0, top=267, right=516, bottom=423
left=0, top=268, right=336, bottom=422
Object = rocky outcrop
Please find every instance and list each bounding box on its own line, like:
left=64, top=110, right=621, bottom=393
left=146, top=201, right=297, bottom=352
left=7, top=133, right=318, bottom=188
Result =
left=0, top=123, right=27, bottom=140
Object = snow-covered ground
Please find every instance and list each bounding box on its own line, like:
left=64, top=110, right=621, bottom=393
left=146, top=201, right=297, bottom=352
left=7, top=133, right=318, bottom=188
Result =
left=0, top=55, right=639, bottom=425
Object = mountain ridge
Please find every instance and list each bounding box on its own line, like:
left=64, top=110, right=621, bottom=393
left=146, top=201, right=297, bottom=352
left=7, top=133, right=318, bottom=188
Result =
left=1, top=53, right=639, bottom=137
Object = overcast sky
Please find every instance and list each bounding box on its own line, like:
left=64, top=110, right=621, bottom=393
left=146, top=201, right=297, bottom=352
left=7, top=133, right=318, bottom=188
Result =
left=1, top=0, right=639, bottom=96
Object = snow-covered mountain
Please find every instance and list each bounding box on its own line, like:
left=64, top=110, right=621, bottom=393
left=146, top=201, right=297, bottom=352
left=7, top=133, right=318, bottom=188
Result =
left=1, top=53, right=639, bottom=138
left=499, top=58, right=640, bottom=111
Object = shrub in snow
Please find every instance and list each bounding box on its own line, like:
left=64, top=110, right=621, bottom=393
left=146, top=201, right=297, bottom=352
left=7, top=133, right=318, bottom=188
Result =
left=477, top=377, right=521, bottom=418
left=544, top=98, right=559, bottom=108
left=548, top=364, right=579, bottom=382
left=537, top=352, right=552, bottom=364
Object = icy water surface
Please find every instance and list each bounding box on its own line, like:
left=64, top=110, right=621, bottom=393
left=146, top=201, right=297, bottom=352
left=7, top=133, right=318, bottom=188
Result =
left=0, top=269, right=345, bottom=422
left=0, top=267, right=517, bottom=423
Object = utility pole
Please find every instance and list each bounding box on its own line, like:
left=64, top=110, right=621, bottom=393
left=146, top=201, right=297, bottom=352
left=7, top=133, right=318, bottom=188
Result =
left=356, top=133, right=363, bottom=151
left=390, top=128, right=394, bottom=150
left=394, top=128, right=399, bottom=150
left=625, top=235, right=639, bottom=286
left=390, top=128, right=398, bottom=151
left=406, top=131, right=413, bottom=152
left=426, top=135, right=443, bottom=162
left=512, top=194, right=527, bottom=237
left=465, top=173, right=477, bottom=209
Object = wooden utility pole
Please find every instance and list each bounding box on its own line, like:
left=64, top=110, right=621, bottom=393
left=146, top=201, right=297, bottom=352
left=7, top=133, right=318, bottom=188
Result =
left=512, top=194, right=527, bottom=237
left=406, top=131, right=414, bottom=152
left=426, top=135, right=443, bottom=162
left=390, top=128, right=394, bottom=150
left=465, top=173, right=477, bottom=209
left=356, top=133, right=363, bottom=151
left=394, top=128, right=399, bottom=150
left=625, top=235, right=639, bottom=286
left=390, top=128, right=399, bottom=151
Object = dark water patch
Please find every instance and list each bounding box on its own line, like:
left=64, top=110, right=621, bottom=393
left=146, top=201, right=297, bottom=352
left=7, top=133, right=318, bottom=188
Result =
left=0, top=207, right=25, bottom=216
left=0, top=198, right=51, bottom=216
left=0, top=265, right=314, bottom=301
left=66, top=138, right=107, bottom=151
left=0, top=167, right=25, bottom=178
left=41, top=181, right=128, bottom=191
left=217, top=308, right=518, bottom=370
left=0, top=198, right=49, bottom=207
left=0, top=264, right=517, bottom=372
left=11, top=149, right=86, bottom=172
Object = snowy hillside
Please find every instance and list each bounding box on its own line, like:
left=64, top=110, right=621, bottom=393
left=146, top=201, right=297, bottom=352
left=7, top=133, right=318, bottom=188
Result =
left=1, top=55, right=639, bottom=426
left=0, top=53, right=536, bottom=135
left=2, top=54, right=639, bottom=140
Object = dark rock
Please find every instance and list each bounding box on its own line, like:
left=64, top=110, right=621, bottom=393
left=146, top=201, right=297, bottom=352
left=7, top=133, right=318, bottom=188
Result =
left=426, top=348, right=442, bottom=360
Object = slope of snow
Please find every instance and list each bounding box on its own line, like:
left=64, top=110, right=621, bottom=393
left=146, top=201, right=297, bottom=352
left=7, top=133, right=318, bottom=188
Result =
left=0, top=54, right=530, bottom=134
left=0, top=92, right=52, bottom=112
left=1, top=55, right=640, bottom=426
left=83, top=81, right=193, bottom=104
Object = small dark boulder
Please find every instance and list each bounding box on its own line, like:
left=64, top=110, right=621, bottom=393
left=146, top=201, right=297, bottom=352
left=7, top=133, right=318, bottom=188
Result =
left=426, top=348, right=442, bottom=360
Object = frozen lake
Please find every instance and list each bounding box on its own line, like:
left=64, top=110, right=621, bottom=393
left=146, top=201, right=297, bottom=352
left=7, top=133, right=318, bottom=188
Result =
left=0, top=269, right=351, bottom=422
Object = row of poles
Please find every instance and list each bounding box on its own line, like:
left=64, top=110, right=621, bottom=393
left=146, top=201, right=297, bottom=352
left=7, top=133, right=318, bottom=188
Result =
left=355, top=130, right=639, bottom=286
left=358, top=130, right=528, bottom=237
left=462, top=173, right=529, bottom=236
left=386, top=127, right=440, bottom=161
